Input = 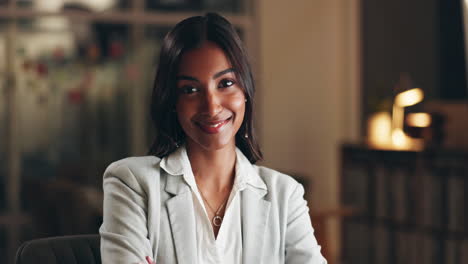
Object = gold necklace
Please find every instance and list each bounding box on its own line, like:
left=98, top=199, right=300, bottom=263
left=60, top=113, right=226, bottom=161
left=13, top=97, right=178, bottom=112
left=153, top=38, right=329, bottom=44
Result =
left=199, top=191, right=230, bottom=227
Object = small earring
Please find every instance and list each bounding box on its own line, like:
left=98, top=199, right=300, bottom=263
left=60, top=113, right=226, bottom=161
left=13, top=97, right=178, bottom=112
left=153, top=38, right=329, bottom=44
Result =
left=245, top=99, right=247, bottom=102
left=244, top=133, right=248, bottom=138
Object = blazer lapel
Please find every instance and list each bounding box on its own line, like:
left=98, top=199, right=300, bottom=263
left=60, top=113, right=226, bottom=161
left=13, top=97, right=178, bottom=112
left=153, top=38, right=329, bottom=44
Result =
left=241, top=186, right=271, bottom=264
left=165, top=174, right=198, bottom=264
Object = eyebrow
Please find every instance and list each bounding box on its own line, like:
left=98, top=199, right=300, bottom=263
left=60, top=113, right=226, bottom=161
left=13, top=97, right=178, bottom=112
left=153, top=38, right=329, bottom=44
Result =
left=176, top=68, right=235, bottom=82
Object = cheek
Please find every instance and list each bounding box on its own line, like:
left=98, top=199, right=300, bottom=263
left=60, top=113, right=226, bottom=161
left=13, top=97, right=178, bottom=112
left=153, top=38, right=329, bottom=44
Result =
left=229, top=94, right=246, bottom=120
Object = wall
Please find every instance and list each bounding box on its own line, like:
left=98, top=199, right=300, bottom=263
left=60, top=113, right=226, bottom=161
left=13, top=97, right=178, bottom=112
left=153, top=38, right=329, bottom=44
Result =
left=257, top=0, right=361, bottom=261
left=362, top=0, right=438, bottom=119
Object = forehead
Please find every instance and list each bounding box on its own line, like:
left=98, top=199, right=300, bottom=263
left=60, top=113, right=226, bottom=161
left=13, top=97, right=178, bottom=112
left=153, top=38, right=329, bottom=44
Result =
left=177, top=41, right=232, bottom=76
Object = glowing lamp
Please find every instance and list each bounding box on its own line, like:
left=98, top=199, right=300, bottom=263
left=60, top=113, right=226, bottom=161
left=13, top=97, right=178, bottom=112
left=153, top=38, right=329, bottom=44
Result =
left=406, top=113, right=432, bottom=127
left=390, top=88, right=425, bottom=150
left=367, top=112, right=392, bottom=149
left=391, top=129, right=411, bottom=149
left=366, top=87, right=427, bottom=151
left=394, top=88, right=424, bottom=107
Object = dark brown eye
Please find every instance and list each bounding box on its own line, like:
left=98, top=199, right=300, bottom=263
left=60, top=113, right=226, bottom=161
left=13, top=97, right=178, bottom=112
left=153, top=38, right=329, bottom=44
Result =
left=180, top=86, right=198, bottom=94
left=218, top=79, right=235, bottom=88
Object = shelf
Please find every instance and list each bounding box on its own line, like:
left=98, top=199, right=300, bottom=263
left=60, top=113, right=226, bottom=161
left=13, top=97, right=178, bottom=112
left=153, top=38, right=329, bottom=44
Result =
left=0, top=7, right=252, bottom=28
left=341, top=144, right=468, bottom=264
left=344, top=216, right=468, bottom=240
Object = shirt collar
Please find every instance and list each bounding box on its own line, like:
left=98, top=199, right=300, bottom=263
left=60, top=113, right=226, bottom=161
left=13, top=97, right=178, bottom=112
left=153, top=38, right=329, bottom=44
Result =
left=160, top=145, right=267, bottom=191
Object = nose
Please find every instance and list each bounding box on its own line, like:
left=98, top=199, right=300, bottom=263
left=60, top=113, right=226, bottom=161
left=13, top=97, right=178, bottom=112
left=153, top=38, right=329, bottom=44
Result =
left=202, top=89, right=223, bottom=117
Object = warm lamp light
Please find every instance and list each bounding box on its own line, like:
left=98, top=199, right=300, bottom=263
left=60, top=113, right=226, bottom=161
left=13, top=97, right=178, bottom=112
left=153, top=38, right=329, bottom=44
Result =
left=392, top=129, right=410, bottom=149
left=392, top=104, right=405, bottom=130
left=407, top=113, right=432, bottom=127
left=394, top=88, right=424, bottom=107
left=389, top=88, right=425, bottom=150
left=366, top=86, right=427, bottom=151
left=367, top=112, right=392, bottom=149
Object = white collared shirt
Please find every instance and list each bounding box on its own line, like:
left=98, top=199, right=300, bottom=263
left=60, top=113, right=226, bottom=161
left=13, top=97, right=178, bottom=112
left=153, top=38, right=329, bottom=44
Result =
left=178, top=147, right=249, bottom=264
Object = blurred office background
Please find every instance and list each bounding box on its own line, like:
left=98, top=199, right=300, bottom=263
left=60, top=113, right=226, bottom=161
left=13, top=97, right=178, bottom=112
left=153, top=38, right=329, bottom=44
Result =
left=1, top=0, right=468, bottom=263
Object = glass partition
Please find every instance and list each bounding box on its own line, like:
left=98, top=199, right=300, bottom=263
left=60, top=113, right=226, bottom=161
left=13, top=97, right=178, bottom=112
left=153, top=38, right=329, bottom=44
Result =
left=463, top=0, right=468, bottom=92
left=0, top=19, right=136, bottom=263
left=0, top=20, right=7, bottom=211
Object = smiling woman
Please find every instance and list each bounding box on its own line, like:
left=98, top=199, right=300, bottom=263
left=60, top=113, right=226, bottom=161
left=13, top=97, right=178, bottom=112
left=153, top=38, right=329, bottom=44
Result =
left=175, top=42, right=246, bottom=153
left=148, top=13, right=261, bottom=163
left=99, top=13, right=327, bottom=264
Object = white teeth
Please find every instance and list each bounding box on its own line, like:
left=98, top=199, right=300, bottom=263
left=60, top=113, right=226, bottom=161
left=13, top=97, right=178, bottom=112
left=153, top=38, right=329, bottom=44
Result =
left=207, top=121, right=223, bottom=127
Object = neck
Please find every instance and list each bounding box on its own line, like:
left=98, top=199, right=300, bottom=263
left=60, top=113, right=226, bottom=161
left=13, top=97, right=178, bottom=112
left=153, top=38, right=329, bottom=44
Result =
left=186, top=142, right=236, bottom=192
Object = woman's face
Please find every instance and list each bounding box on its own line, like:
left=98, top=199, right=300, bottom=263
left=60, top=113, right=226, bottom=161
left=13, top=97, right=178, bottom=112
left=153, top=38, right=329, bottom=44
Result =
left=175, top=41, right=246, bottom=152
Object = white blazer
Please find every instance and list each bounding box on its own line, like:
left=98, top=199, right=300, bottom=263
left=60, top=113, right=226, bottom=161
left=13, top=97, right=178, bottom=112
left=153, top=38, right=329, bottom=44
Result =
left=99, top=147, right=327, bottom=264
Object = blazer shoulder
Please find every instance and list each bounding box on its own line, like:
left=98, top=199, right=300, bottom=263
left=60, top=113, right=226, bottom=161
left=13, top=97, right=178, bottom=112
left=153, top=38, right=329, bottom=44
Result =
left=104, top=156, right=162, bottom=186
left=254, top=165, right=301, bottom=194
left=106, top=155, right=161, bottom=171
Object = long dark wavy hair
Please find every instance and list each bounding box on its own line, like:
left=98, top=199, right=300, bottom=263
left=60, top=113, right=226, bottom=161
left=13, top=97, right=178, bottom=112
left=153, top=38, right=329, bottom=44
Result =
left=148, top=13, right=262, bottom=163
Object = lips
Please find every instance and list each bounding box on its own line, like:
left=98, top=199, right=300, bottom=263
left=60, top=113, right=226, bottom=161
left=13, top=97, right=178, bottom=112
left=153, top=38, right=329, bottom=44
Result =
left=196, top=117, right=232, bottom=134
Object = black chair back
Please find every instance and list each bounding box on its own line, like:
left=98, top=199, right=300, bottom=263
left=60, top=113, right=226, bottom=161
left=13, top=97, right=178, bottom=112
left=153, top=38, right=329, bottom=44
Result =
left=15, top=234, right=100, bottom=264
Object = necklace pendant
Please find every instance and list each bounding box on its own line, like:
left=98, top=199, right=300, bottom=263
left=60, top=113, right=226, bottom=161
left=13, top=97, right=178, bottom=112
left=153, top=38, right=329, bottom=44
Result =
left=213, top=215, right=223, bottom=227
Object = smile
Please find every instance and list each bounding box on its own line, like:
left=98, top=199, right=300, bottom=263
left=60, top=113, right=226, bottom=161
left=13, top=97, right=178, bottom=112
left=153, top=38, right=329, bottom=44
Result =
left=196, top=117, right=232, bottom=134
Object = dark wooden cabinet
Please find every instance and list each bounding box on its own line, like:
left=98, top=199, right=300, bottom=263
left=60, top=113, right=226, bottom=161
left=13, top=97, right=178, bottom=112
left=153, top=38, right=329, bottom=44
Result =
left=340, top=144, right=468, bottom=264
